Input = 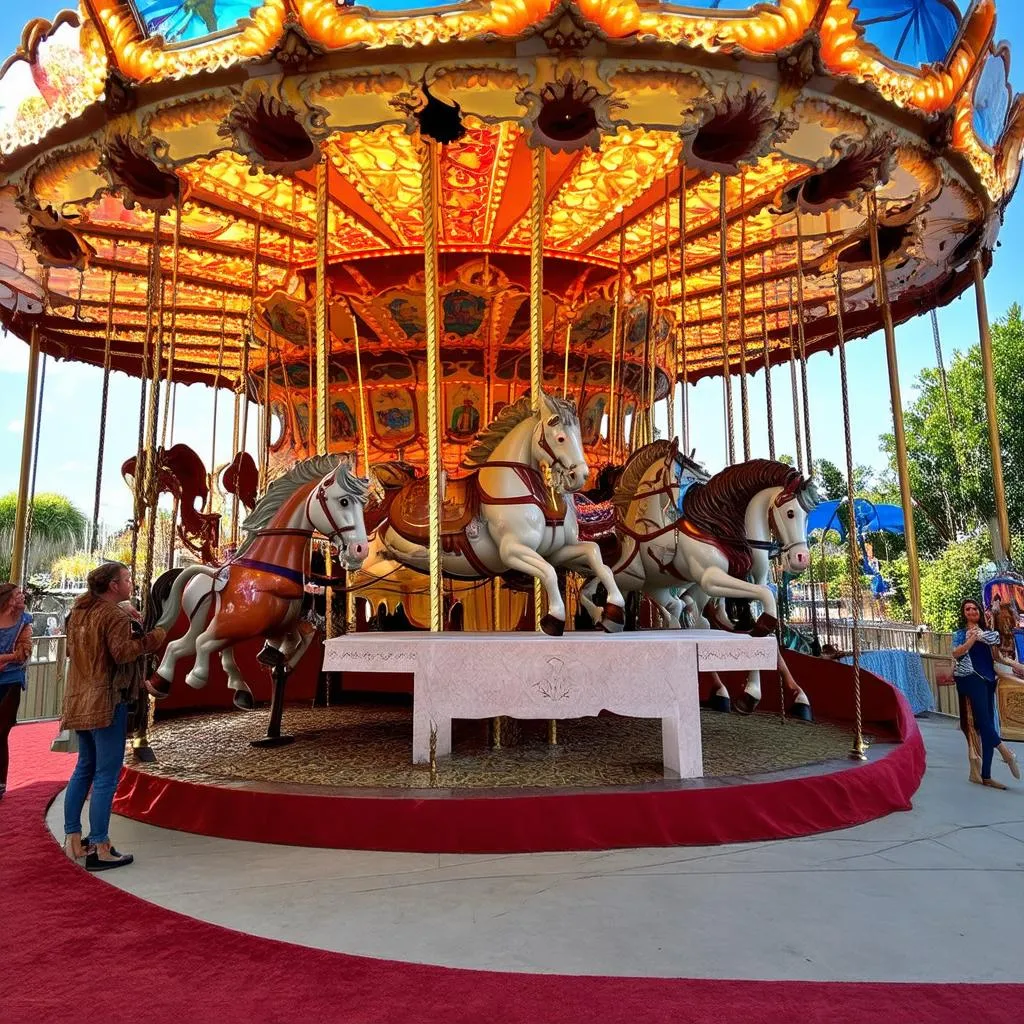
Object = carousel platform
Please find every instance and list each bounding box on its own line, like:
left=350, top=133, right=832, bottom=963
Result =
left=112, top=655, right=925, bottom=852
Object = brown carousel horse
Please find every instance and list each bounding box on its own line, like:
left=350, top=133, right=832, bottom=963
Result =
left=579, top=441, right=820, bottom=718
left=147, top=455, right=370, bottom=711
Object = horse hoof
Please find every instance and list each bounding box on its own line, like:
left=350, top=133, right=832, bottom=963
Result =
left=734, top=692, right=759, bottom=716
left=540, top=614, right=565, bottom=637
left=184, top=673, right=207, bottom=691
left=789, top=701, right=813, bottom=723
left=233, top=691, right=255, bottom=711
left=145, top=677, right=171, bottom=700
left=708, top=694, right=732, bottom=714
left=600, top=605, right=625, bottom=633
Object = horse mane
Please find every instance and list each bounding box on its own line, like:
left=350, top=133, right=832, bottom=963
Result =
left=612, top=440, right=674, bottom=517
left=682, top=459, right=803, bottom=555
left=463, top=390, right=578, bottom=467
left=237, top=454, right=343, bottom=553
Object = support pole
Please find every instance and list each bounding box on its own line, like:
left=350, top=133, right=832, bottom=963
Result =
left=421, top=138, right=444, bottom=633
left=9, top=326, right=41, bottom=584
left=678, top=166, right=689, bottom=454
left=973, top=257, right=1013, bottom=561
left=608, top=212, right=625, bottom=459
left=869, top=195, right=922, bottom=622
left=834, top=268, right=867, bottom=760
left=719, top=175, right=735, bottom=464
left=91, top=264, right=117, bottom=552
left=529, top=144, right=546, bottom=631
left=315, top=167, right=329, bottom=457
left=761, top=255, right=776, bottom=461
left=738, top=171, right=750, bottom=461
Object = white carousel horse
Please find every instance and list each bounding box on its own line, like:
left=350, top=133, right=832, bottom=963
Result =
left=148, top=457, right=370, bottom=709
left=359, top=390, right=625, bottom=634
left=578, top=440, right=819, bottom=717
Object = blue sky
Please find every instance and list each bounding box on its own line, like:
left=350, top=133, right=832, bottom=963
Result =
left=2, top=2, right=1023, bottom=527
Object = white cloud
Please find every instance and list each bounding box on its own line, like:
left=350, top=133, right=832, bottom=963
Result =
left=7, top=419, right=21, bottom=434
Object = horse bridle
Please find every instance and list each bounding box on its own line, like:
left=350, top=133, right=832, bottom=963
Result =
left=759, top=486, right=806, bottom=559
left=536, top=418, right=582, bottom=485
left=305, top=475, right=359, bottom=543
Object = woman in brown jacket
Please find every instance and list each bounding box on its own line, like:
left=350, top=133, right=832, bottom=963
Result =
left=0, top=584, right=33, bottom=799
left=62, top=562, right=165, bottom=871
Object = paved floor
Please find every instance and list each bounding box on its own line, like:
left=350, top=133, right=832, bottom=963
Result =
left=47, top=716, right=1024, bottom=983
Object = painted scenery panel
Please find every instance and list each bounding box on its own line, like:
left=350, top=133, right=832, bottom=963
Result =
left=370, top=388, right=417, bottom=443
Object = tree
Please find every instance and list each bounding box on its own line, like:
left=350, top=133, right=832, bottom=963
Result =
left=878, top=303, right=1024, bottom=557
left=0, top=492, right=88, bottom=581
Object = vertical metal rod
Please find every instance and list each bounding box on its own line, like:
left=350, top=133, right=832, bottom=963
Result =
left=315, top=165, right=329, bottom=457
left=421, top=138, right=444, bottom=633
left=208, top=296, right=228, bottom=516
left=160, top=198, right=183, bottom=451
left=91, top=264, right=118, bottom=551
left=834, top=268, right=867, bottom=760
left=794, top=212, right=813, bottom=470
left=787, top=278, right=803, bottom=474
left=9, top=326, right=40, bottom=584
left=719, top=175, right=735, bottom=464
left=738, top=171, right=750, bottom=461
left=608, top=211, right=625, bottom=459
left=529, top=144, right=546, bottom=631
left=761, top=253, right=776, bottom=461
left=972, top=257, right=1012, bottom=562
left=663, top=176, right=675, bottom=437
left=869, top=194, right=922, bottom=621
left=678, top=165, right=689, bottom=454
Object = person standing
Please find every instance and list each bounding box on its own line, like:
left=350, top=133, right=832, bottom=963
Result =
left=61, top=562, right=165, bottom=870
left=0, top=585, right=33, bottom=799
left=952, top=598, right=1021, bottom=790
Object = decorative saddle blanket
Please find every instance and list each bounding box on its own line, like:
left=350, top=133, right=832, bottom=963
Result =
left=389, top=474, right=481, bottom=546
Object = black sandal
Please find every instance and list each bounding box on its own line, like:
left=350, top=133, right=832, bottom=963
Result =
left=85, top=850, right=134, bottom=872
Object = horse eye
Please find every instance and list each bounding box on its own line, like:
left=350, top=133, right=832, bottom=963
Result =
left=787, top=510, right=795, bottom=519
left=557, top=435, right=565, bottom=444
left=341, top=498, right=349, bottom=508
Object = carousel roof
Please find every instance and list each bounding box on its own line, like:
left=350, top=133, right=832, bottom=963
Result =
left=0, top=0, right=1020, bottom=390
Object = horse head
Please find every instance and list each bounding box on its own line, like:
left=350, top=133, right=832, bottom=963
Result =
left=531, top=390, right=589, bottom=493
left=307, top=460, right=371, bottom=569
left=770, top=475, right=820, bottom=573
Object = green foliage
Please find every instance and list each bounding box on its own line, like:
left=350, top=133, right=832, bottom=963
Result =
left=0, top=492, right=89, bottom=578
left=879, top=303, right=1024, bottom=556
left=917, top=534, right=991, bottom=632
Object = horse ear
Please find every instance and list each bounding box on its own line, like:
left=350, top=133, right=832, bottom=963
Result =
left=668, top=436, right=679, bottom=462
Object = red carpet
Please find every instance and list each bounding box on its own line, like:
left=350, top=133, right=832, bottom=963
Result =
left=3, top=722, right=1021, bottom=1023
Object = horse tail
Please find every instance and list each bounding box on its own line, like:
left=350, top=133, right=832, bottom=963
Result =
left=152, top=565, right=206, bottom=632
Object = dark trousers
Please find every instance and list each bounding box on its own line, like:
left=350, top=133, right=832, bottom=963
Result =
left=956, top=673, right=1001, bottom=779
left=0, top=683, right=22, bottom=791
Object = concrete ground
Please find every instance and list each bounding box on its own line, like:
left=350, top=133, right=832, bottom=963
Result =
left=47, top=716, right=1024, bottom=983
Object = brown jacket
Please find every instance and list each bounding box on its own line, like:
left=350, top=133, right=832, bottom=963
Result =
left=62, top=595, right=166, bottom=731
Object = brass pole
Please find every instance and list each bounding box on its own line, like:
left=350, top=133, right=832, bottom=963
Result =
left=678, top=165, right=689, bottom=454
left=9, top=325, right=41, bottom=584
left=973, top=257, right=1013, bottom=560
left=91, top=263, right=118, bottom=551
left=834, top=268, right=868, bottom=760
left=794, top=212, right=813, bottom=469
left=315, top=165, right=329, bottom=457
left=141, top=274, right=167, bottom=618
left=160, top=198, right=183, bottom=451
left=608, top=211, right=625, bottom=459
left=645, top=237, right=658, bottom=446
left=719, top=175, right=735, bottom=464
left=561, top=317, right=572, bottom=400
left=529, top=144, right=546, bottom=631
left=869, top=195, right=922, bottom=622
left=738, top=171, right=750, bottom=461
left=786, top=278, right=804, bottom=474
left=421, top=138, right=444, bottom=633
left=761, top=254, right=776, bottom=461
left=663, top=177, right=675, bottom=437
left=348, top=301, right=373, bottom=475
left=208, top=297, right=228, bottom=516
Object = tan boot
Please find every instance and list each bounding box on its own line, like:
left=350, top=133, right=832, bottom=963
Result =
left=982, top=778, right=1008, bottom=791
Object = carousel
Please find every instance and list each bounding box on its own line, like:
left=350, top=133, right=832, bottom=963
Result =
left=1, top=0, right=1020, bottom=850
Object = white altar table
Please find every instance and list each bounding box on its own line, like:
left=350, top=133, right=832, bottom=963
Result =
left=322, top=631, right=777, bottom=778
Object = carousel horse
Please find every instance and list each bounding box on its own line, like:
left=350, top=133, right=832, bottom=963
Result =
left=147, top=456, right=370, bottom=709
left=578, top=440, right=819, bottom=718
left=360, top=390, right=625, bottom=634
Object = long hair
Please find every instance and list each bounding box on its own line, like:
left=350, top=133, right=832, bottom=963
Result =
left=958, top=598, right=984, bottom=631
left=0, top=583, right=18, bottom=613
left=87, top=561, right=128, bottom=596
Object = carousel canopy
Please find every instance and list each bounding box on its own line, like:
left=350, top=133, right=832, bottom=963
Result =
left=0, top=0, right=1020, bottom=466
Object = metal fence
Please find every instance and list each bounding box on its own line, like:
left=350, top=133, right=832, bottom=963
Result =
left=801, top=616, right=958, bottom=717
left=17, top=635, right=67, bottom=722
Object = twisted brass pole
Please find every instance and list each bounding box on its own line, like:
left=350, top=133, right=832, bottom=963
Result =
left=421, top=138, right=444, bottom=633
left=530, top=144, right=546, bottom=631
left=719, top=175, right=735, bottom=464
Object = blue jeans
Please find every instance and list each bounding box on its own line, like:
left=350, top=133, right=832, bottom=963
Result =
left=956, top=673, right=1001, bottom=779
left=63, top=703, right=129, bottom=845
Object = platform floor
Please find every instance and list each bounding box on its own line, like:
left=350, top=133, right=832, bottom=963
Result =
left=47, top=716, right=1024, bottom=983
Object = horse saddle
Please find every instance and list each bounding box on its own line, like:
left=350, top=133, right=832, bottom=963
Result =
left=575, top=496, right=617, bottom=543
left=389, top=474, right=480, bottom=546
